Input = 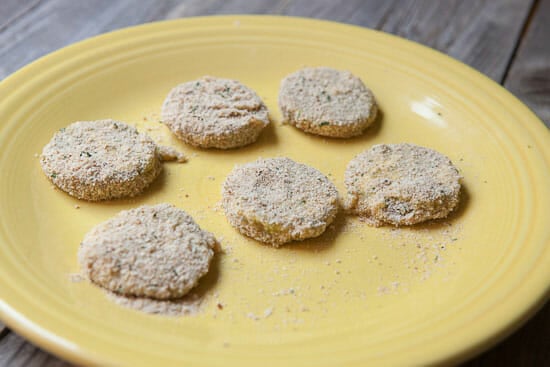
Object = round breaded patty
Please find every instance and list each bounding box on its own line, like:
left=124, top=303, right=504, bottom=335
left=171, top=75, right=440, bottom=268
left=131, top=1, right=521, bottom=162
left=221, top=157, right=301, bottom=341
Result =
left=161, top=76, right=270, bottom=149
left=222, top=157, right=339, bottom=247
left=344, top=143, right=461, bottom=226
left=40, top=120, right=161, bottom=201
left=279, top=67, right=377, bottom=138
left=78, top=203, right=217, bottom=299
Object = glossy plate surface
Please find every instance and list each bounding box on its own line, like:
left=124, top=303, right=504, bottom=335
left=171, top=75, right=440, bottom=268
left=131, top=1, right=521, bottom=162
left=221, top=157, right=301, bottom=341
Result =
left=0, top=16, right=549, bottom=367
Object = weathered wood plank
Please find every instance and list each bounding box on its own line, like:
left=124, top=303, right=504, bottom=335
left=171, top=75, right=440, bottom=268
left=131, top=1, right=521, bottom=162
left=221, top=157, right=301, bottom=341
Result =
left=163, top=0, right=287, bottom=17
left=39, top=356, right=73, bottom=367
left=376, top=0, right=534, bottom=82
left=0, top=0, right=534, bottom=82
left=504, top=0, right=550, bottom=126
left=277, top=0, right=534, bottom=81
left=0, top=0, right=178, bottom=78
left=0, top=331, right=71, bottom=367
left=282, top=0, right=396, bottom=28
left=0, top=331, right=32, bottom=366
left=0, top=0, right=289, bottom=79
left=0, top=0, right=40, bottom=30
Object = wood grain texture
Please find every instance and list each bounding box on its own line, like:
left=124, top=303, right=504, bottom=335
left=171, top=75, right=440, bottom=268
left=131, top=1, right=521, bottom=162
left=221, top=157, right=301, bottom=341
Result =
left=0, top=331, right=70, bottom=367
left=287, top=0, right=534, bottom=81
left=0, top=0, right=535, bottom=81
left=281, top=0, right=396, bottom=28
left=0, top=0, right=183, bottom=78
left=0, top=1, right=548, bottom=366
left=161, top=0, right=288, bottom=16
left=504, top=0, right=550, bottom=126
left=0, top=0, right=41, bottom=30
left=378, top=0, right=534, bottom=82
left=0, top=0, right=289, bottom=79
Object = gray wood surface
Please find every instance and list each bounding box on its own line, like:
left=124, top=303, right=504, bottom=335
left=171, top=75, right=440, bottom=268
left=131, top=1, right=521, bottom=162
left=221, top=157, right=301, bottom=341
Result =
left=287, top=0, right=534, bottom=81
left=0, top=331, right=70, bottom=367
left=0, top=0, right=548, bottom=366
left=0, top=0, right=534, bottom=82
left=0, top=0, right=40, bottom=27
left=505, top=0, right=550, bottom=126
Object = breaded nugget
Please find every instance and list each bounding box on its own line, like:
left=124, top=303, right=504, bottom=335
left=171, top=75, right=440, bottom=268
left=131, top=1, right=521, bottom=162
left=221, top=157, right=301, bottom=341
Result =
left=222, top=157, right=339, bottom=246
left=78, top=203, right=217, bottom=299
left=40, top=120, right=161, bottom=201
left=344, top=143, right=461, bottom=226
left=161, top=76, right=269, bottom=149
left=279, top=67, right=377, bottom=138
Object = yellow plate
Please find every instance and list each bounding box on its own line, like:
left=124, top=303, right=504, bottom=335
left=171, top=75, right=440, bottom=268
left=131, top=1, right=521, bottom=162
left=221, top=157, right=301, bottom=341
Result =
left=0, top=16, right=549, bottom=367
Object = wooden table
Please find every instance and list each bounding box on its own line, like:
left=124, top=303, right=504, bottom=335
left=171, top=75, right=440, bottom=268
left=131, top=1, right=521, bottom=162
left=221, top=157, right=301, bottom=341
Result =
left=0, top=1, right=548, bottom=366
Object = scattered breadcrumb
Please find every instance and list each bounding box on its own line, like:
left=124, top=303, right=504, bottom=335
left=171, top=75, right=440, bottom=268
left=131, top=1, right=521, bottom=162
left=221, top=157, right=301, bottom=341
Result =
left=246, top=307, right=274, bottom=321
left=263, top=307, right=274, bottom=318
left=378, top=282, right=400, bottom=295
left=272, top=288, right=297, bottom=296
left=157, top=145, right=187, bottom=163
left=69, top=273, right=83, bottom=282
left=60, top=103, right=465, bottom=326
left=377, top=221, right=462, bottom=282
left=107, top=291, right=203, bottom=316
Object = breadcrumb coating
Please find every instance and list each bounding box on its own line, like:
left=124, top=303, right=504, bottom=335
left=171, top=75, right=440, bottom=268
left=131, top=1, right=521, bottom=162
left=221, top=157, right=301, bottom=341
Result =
left=345, top=143, right=461, bottom=226
left=79, top=203, right=217, bottom=299
left=222, top=157, right=339, bottom=246
left=161, top=76, right=269, bottom=149
left=279, top=67, right=377, bottom=138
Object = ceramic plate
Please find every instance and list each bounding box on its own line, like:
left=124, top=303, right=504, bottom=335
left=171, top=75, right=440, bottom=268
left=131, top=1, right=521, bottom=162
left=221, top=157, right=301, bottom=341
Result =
left=0, top=16, right=549, bottom=367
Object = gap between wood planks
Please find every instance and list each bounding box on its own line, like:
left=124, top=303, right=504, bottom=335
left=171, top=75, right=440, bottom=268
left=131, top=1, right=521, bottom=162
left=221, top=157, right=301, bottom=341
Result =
left=0, top=0, right=42, bottom=33
left=0, top=323, right=9, bottom=340
left=501, top=0, right=541, bottom=84
left=503, top=0, right=550, bottom=126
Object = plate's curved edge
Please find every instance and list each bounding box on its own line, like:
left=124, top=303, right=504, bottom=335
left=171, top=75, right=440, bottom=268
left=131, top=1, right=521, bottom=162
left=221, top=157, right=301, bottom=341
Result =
left=444, top=294, right=550, bottom=366
left=0, top=15, right=549, bottom=367
left=0, top=301, right=108, bottom=366
left=1, top=282, right=549, bottom=366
